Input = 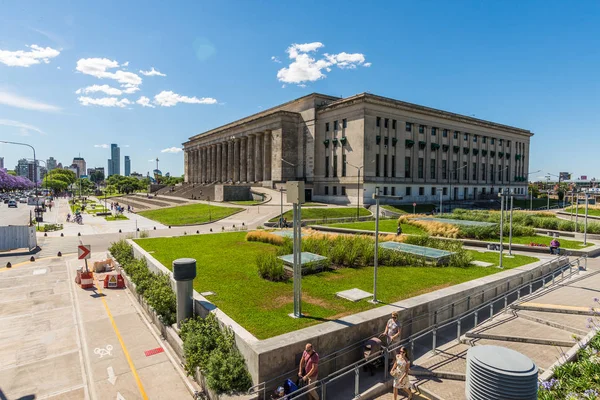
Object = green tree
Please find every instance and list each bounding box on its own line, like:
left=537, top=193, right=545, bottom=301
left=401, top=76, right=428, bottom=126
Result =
left=528, top=183, right=540, bottom=198
left=7, top=170, right=16, bottom=176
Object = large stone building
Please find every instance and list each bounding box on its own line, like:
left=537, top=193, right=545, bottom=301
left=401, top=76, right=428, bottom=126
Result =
left=183, top=93, right=532, bottom=204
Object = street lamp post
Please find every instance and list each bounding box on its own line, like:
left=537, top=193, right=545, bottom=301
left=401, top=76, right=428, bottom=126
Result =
left=584, top=192, right=589, bottom=245
left=373, top=187, right=380, bottom=303
left=498, top=190, right=506, bottom=269
left=279, top=188, right=284, bottom=228
left=508, top=190, right=514, bottom=256
left=345, top=161, right=364, bottom=220
left=1, top=140, right=37, bottom=200
left=575, top=192, right=579, bottom=232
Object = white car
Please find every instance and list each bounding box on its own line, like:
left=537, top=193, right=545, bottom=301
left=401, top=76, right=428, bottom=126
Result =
left=19, top=198, right=27, bottom=203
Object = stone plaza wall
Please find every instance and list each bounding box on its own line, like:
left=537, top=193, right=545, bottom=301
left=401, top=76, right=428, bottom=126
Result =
left=213, top=185, right=252, bottom=202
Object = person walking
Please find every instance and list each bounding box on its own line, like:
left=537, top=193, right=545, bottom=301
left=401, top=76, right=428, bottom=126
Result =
left=382, top=311, right=402, bottom=350
left=298, top=343, right=319, bottom=400
left=390, top=346, right=413, bottom=400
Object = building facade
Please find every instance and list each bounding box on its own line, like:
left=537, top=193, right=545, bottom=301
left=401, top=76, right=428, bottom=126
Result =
left=183, top=93, right=533, bottom=204
left=46, top=157, right=57, bottom=171
left=108, top=144, right=120, bottom=176
left=72, top=157, right=86, bottom=178
left=124, top=156, right=131, bottom=176
left=0, top=157, right=4, bottom=169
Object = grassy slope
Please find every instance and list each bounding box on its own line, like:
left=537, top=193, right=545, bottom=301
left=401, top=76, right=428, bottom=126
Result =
left=381, top=204, right=437, bottom=214
left=138, top=203, right=241, bottom=225
left=564, top=207, right=600, bottom=217
left=487, top=235, right=591, bottom=248
left=135, top=233, right=538, bottom=339
left=270, top=207, right=371, bottom=222
left=324, top=220, right=426, bottom=235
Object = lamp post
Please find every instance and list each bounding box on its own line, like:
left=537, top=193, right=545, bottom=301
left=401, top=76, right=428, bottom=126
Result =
left=498, top=189, right=506, bottom=268
left=508, top=190, right=514, bottom=256
left=373, top=186, right=380, bottom=303
left=575, top=192, right=579, bottom=232
left=1, top=140, right=37, bottom=202
left=279, top=188, right=284, bottom=228
left=584, top=192, right=589, bottom=245
left=345, top=161, right=364, bottom=220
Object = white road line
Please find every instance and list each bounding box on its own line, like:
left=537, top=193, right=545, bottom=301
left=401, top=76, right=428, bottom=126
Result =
left=40, top=384, right=86, bottom=399
left=0, top=305, right=72, bottom=321
left=0, top=349, right=80, bottom=372
left=66, top=257, right=94, bottom=400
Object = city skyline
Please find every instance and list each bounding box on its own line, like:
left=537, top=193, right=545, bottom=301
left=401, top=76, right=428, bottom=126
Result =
left=0, top=1, right=598, bottom=181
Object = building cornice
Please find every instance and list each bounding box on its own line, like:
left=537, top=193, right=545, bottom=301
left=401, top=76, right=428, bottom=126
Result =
left=319, top=93, right=534, bottom=137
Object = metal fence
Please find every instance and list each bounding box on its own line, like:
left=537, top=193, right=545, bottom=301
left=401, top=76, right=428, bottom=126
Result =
left=249, top=254, right=583, bottom=400
left=0, top=225, right=36, bottom=251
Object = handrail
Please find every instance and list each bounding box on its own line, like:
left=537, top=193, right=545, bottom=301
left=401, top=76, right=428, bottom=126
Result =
left=248, top=254, right=579, bottom=398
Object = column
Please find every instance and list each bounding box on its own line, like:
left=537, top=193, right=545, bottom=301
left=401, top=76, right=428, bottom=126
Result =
left=233, top=139, right=240, bottom=182
left=255, top=132, right=263, bottom=181
left=203, top=147, right=208, bottom=183
left=263, top=131, right=272, bottom=181
left=240, top=137, right=247, bottom=183
left=210, top=145, right=215, bottom=182
left=192, top=149, right=197, bottom=183
left=221, top=142, right=227, bottom=182
left=227, top=141, right=234, bottom=182
left=198, top=148, right=204, bottom=184
left=247, top=135, right=255, bottom=182
left=216, top=143, right=222, bottom=182
left=184, top=150, right=189, bottom=183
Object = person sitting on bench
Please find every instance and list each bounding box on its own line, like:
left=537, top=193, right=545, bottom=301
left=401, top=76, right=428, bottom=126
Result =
left=550, top=238, right=561, bottom=255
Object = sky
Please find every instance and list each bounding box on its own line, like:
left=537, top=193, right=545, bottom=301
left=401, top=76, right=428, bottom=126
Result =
left=0, top=0, right=598, bottom=181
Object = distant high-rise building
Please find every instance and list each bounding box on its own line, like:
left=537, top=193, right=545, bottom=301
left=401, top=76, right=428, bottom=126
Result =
left=16, top=158, right=29, bottom=177
left=124, top=156, right=131, bottom=176
left=72, top=157, right=86, bottom=178
left=108, top=144, right=120, bottom=176
left=57, top=162, right=63, bottom=169
left=47, top=157, right=57, bottom=171
left=0, top=157, right=4, bottom=169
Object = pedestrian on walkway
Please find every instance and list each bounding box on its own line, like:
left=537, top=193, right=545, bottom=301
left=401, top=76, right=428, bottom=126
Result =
left=382, top=311, right=402, bottom=350
left=298, top=343, right=319, bottom=400
left=390, top=347, right=413, bottom=400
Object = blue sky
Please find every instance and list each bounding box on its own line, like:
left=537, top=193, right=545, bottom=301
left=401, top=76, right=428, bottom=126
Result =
left=0, top=0, right=598, bottom=180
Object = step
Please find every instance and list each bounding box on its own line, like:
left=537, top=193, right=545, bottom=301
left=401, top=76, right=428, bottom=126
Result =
left=513, top=302, right=595, bottom=316
left=411, top=343, right=469, bottom=382
left=516, top=309, right=589, bottom=336
left=413, top=376, right=465, bottom=400
left=464, top=337, right=571, bottom=371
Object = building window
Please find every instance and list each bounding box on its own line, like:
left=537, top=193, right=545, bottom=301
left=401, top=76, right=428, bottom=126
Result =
left=491, top=138, right=495, bottom=145
left=419, top=187, right=425, bottom=196
left=334, top=120, right=338, bottom=131
left=472, top=162, right=477, bottom=180
left=507, top=140, right=511, bottom=147
left=342, top=118, right=347, bottom=129
left=464, top=133, right=469, bottom=141
left=384, top=155, right=388, bottom=177
left=326, top=122, right=330, bottom=132
left=392, top=120, right=397, bottom=129
left=376, top=154, right=380, bottom=177
left=384, top=118, right=389, bottom=128
left=506, top=167, right=510, bottom=181
left=483, top=136, right=487, bottom=144
left=405, top=122, right=412, bottom=132
left=333, top=155, right=338, bottom=177
left=482, top=164, right=486, bottom=180
left=392, top=155, right=396, bottom=177
left=499, top=139, right=504, bottom=146
left=391, top=187, right=396, bottom=196
left=431, top=187, right=436, bottom=196
left=498, top=166, right=502, bottom=181
left=490, top=165, right=495, bottom=182
left=333, top=186, right=337, bottom=195
left=482, top=188, right=486, bottom=195
left=376, top=117, right=381, bottom=127
left=341, top=186, right=346, bottom=195
left=454, top=131, right=459, bottom=139
left=463, top=162, right=468, bottom=180
left=453, top=161, right=458, bottom=179
left=419, top=125, right=425, bottom=134
left=443, top=129, right=448, bottom=137
left=406, top=187, right=412, bottom=196
left=431, top=127, right=437, bottom=136
left=418, top=158, right=424, bottom=179
left=463, top=187, right=468, bottom=199
left=324, top=186, right=329, bottom=195
left=405, top=157, right=411, bottom=178
left=430, top=159, right=436, bottom=179
left=442, top=160, right=447, bottom=179
left=383, top=187, right=388, bottom=195
left=342, top=155, right=346, bottom=177
left=443, top=187, right=448, bottom=195
left=473, top=135, right=478, bottom=143
left=325, top=156, right=329, bottom=177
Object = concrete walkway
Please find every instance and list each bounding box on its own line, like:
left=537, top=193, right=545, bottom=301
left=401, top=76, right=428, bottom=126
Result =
left=375, top=257, right=599, bottom=400
left=0, top=253, right=197, bottom=400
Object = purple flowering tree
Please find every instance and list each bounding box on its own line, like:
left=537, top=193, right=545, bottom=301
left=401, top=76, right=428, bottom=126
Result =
left=0, top=169, right=34, bottom=192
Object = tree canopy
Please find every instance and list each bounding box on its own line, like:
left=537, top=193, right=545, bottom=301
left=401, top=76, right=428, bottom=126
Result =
left=0, top=169, right=34, bottom=191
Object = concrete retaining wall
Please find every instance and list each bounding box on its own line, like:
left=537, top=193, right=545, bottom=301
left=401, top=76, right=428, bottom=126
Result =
left=214, top=185, right=252, bottom=202
left=0, top=225, right=37, bottom=251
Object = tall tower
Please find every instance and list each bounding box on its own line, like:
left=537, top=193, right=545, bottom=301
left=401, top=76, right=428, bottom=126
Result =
left=110, top=144, right=120, bottom=176
left=124, top=156, right=131, bottom=177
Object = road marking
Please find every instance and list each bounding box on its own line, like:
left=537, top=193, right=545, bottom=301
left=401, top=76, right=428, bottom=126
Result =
left=117, top=393, right=126, bottom=400
left=0, top=254, right=76, bottom=273
left=94, top=344, right=114, bottom=358
left=95, top=278, right=149, bottom=400
left=107, top=366, right=117, bottom=385
left=144, top=347, right=164, bottom=357
left=44, top=384, right=86, bottom=398
left=33, top=268, right=47, bottom=275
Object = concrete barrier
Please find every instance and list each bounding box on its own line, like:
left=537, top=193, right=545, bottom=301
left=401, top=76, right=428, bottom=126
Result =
left=0, top=225, right=36, bottom=252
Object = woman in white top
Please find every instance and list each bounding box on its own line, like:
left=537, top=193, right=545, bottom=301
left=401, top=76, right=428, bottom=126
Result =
left=382, top=311, right=401, bottom=348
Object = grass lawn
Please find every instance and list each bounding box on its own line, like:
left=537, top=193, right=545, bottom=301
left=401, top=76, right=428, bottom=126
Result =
left=135, top=232, right=538, bottom=339
left=324, top=219, right=427, bottom=235
left=382, top=204, right=437, bottom=214
left=564, top=207, right=600, bottom=217
left=269, top=207, right=371, bottom=222
left=138, top=203, right=242, bottom=225
left=105, top=214, right=129, bottom=221
left=487, top=235, right=591, bottom=249
left=513, top=198, right=561, bottom=209
left=467, top=250, right=538, bottom=268
left=230, top=200, right=262, bottom=205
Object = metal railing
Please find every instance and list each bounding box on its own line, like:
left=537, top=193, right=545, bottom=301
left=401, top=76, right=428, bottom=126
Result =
left=249, top=254, right=582, bottom=399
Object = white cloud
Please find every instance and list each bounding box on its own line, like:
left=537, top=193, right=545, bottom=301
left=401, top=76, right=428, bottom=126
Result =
left=122, top=61, right=129, bottom=67
left=136, top=96, right=155, bottom=108
left=276, top=42, right=369, bottom=85
left=78, top=96, right=132, bottom=108
left=76, top=57, right=142, bottom=91
left=0, top=90, right=61, bottom=112
left=271, top=56, right=281, bottom=63
left=123, top=144, right=130, bottom=147
left=148, top=159, right=155, bottom=162
left=0, top=44, right=60, bottom=67
left=0, top=119, right=45, bottom=135
left=161, top=147, right=182, bottom=153
left=153, top=90, right=217, bottom=107
left=76, top=84, right=122, bottom=96
left=139, top=67, right=166, bottom=77
left=94, top=144, right=109, bottom=148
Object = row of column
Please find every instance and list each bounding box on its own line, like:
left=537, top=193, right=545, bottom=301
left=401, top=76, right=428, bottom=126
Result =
left=187, top=132, right=272, bottom=184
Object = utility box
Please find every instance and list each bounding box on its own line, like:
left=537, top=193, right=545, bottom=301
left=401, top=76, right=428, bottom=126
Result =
left=286, top=181, right=305, bottom=204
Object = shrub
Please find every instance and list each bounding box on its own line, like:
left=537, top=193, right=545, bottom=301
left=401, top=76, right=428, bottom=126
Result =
left=246, top=230, right=285, bottom=245
left=256, top=253, right=286, bottom=281
left=398, top=215, right=460, bottom=238
left=108, top=239, right=134, bottom=265
left=139, top=230, right=150, bottom=238
left=180, top=314, right=252, bottom=394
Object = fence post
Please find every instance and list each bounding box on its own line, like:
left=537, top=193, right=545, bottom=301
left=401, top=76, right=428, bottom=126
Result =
left=474, top=309, right=478, bottom=327
left=384, top=349, right=389, bottom=380
left=451, top=302, right=455, bottom=318
left=490, top=302, right=494, bottom=319
left=457, top=319, right=461, bottom=343
left=434, top=310, right=438, bottom=325
left=552, top=271, right=555, bottom=285
left=467, top=295, right=471, bottom=310
left=354, top=365, right=360, bottom=398
left=504, top=295, right=508, bottom=310
left=432, top=328, right=437, bottom=355
left=585, top=256, right=588, bottom=271
left=517, top=287, right=521, bottom=301
left=322, top=381, right=327, bottom=400
left=529, top=282, right=533, bottom=295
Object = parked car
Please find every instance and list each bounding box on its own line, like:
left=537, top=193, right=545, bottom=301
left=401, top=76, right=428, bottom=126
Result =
left=19, top=198, right=27, bottom=203
left=8, top=200, right=17, bottom=208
